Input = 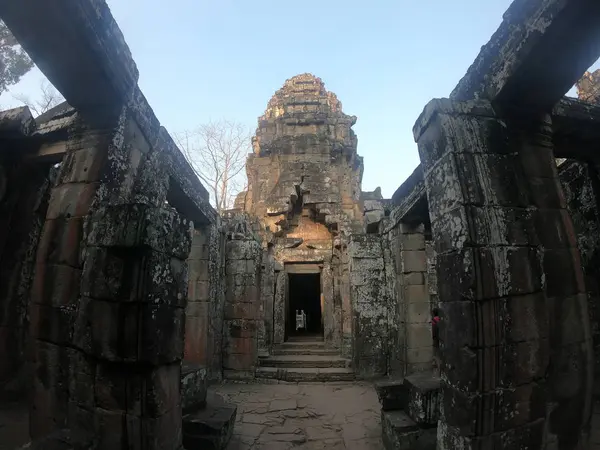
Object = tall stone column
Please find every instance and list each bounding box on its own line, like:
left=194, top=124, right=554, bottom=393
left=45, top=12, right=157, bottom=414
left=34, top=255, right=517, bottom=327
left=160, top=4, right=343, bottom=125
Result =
left=398, top=222, right=432, bottom=375
left=31, top=106, right=192, bottom=450
left=185, top=228, right=211, bottom=365
left=223, top=221, right=262, bottom=379
left=414, top=99, right=591, bottom=448
left=512, top=115, right=593, bottom=448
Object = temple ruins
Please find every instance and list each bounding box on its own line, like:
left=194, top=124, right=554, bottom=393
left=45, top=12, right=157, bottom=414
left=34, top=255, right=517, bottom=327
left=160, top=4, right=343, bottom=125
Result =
left=0, top=0, right=600, bottom=448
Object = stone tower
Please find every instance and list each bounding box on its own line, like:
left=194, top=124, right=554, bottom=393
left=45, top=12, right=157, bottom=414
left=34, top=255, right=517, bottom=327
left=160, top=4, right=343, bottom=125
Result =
left=236, top=73, right=365, bottom=237
left=235, top=73, right=367, bottom=352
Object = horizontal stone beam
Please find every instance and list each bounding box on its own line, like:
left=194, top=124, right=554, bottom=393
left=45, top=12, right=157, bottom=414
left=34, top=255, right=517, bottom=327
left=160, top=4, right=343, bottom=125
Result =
left=451, top=0, right=600, bottom=113
left=0, top=107, right=35, bottom=139
left=0, top=0, right=139, bottom=112
left=386, top=165, right=429, bottom=228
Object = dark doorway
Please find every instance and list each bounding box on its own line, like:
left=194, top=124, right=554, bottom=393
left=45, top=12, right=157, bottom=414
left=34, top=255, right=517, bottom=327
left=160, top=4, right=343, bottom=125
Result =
left=286, top=272, right=323, bottom=338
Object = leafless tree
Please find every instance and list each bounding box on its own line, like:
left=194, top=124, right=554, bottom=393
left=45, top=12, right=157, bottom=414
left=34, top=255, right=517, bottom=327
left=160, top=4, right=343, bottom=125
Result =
left=13, top=80, right=64, bottom=117
left=175, top=119, right=250, bottom=213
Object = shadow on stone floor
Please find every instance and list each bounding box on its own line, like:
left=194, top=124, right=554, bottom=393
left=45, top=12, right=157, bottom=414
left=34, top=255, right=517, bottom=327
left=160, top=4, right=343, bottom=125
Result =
left=210, top=381, right=382, bottom=450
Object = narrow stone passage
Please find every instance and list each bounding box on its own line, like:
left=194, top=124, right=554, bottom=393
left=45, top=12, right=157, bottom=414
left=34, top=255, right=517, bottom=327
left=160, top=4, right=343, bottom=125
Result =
left=210, top=381, right=382, bottom=450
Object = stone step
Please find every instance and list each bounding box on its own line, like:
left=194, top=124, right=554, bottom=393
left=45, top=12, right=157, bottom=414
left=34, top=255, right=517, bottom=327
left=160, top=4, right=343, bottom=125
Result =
left=256, top=366, right=355, bottom=382
left=181, top=362, right=208, bottom=414
left=182, top=392, right=237, bottom=450
left=381, top=410, right=436, bottom=450
left=272, top=347, right=340, bottom=356
left=259, top=354, right=350, bottom=369
left=279, top=340, right=325, bottom=349
left=375, top=372, right=440, bottom=426
left=404, top=372, right=440, bottom=425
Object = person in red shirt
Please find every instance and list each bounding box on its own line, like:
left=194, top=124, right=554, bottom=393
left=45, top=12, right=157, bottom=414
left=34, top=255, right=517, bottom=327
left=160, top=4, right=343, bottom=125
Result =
left=431, top=308, right=441, bottom=376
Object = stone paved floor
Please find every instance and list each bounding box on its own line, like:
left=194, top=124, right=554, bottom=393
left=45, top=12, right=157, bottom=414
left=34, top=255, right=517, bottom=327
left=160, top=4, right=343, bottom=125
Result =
left=210, top=381, right=382, bottom=450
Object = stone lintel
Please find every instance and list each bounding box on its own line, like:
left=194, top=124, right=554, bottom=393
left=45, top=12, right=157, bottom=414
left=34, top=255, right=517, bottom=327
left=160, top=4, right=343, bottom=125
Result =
left=412, top=98, right=496, bottom=142
left=0, top=106, right=35, bottom=140
left=0, top=0, right=139, bottom=112
left=385, top=166, right=429, bottom=233
left=451, top=0, right=600, bottom=112
left=552, top=96, right=600, bottom=158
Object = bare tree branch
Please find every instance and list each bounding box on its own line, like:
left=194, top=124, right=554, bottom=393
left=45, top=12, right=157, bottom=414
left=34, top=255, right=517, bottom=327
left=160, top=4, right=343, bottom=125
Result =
left=175, top=119, right=251, bottom=214
left=13, top=80, right=64, bottom=117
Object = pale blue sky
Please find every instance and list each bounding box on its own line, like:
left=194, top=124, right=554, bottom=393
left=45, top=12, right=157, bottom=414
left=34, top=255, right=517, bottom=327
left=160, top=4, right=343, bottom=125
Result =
left=3, top=1, right=595, bottom=197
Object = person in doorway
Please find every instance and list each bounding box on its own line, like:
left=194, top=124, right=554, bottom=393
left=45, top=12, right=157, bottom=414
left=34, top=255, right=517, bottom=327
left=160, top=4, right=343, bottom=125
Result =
left=431, top=308, right=441, bottom=377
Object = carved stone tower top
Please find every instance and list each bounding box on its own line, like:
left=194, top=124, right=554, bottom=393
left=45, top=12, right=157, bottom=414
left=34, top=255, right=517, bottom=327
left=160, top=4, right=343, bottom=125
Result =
left=252, top=73, right=359, bottom=159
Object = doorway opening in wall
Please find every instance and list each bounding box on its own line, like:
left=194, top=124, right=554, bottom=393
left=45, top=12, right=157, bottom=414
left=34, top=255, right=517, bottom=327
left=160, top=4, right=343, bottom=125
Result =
left=286, top=272, right=323, bottom=340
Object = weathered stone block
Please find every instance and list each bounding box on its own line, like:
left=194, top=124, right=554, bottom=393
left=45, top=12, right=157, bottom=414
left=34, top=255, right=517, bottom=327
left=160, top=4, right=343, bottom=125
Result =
left=223, top=319, right=257, bottom=339
left=381, top=410, right=436, bottom=450
left=348, top=237, right=383, bottom=259
left=188, top=280, right=210, bottom=302
left=181, top=362, right=208, bottom=414
left=442, top=381, right=545, bottom=436
left=401, top=232, right=426, bottom=251
left=182, top=393, right=237, bottom=450
left=402, top=250, right=427, bottom=273
left=403, top=272, right=425, bottom=285
left=30, top=303, right=76, bottom=345
left=81, top=247, right=188, bottom=307
left=351, top=257, right=384, bottom=272
left=86, top=205, right=193, bottom=259
left=74, top=298, right=185, bottom=364
left=543, top=248, right=586, bottom=298
left=404, top=372, right=440, bottom=425
left=36, top=217, right=85, bottom=268
left=223, top=302, right=259, bottom=320
left=406, top=324, right=432, bottom=350
left=46, top=183, right=98, bottom=220
left=406, top=347, right=434, bottom=365
left=375, top=380, right=408, bottom=411
left=404, top=284, right=429, bottom=303
left=30, top=264, right=82, bottom=308
left=406, top=301, right=431, bottom=324
left=94, top=362, right=180, bottom=418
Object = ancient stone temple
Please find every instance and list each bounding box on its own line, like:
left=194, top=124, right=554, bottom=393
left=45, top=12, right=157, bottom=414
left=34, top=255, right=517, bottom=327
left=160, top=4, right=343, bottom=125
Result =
left=1, top=0, right=600, bottom=449
left=233, top=74, right=369, bottom=375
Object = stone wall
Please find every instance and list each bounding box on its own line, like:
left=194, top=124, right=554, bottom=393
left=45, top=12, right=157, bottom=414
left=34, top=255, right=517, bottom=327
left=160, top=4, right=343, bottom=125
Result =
left=184, top=223, right=225, bottom=381
left=0, top=159, right=54, bottom=399
left=222, top=215, right=262, bottom=379
left=348, top=234, right=393, bottom=378
left=559, top=159, right=600, bottom=397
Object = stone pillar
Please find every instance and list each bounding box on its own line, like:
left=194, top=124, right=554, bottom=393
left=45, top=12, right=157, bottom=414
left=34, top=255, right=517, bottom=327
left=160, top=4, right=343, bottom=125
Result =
left=185, top=228, right=211, bottom=365
left=207, top=222, right=225, bottom=381
left=425, top=240, right=438, bottom=309
left=513, top=115, right=593, bottom=448
left=348, top=234, right=389, bottom=378
left=398, top=222, right=432, bottom=375
left=339, top=240, right=353, bottom=359
left=258, top=248, right=275, bottom=355
left=30, top=107, right=192, bottom=450
left=273, top=269, right=286, bottom=345
left=223, top=232, right=261, bottom=379
left=322, top=261, right=336, bottom=347
left=414, top=99, right=592, bottom=449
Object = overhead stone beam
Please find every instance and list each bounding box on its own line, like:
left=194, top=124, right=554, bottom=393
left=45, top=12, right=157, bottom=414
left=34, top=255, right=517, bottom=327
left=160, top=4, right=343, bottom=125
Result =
left=451, top=0, right=600, bottom=113
left=0, top=0, right=139, bottom=111
left=553, top=97, right=600, bottom=159
left=385, top=165, right=429, bottom=231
